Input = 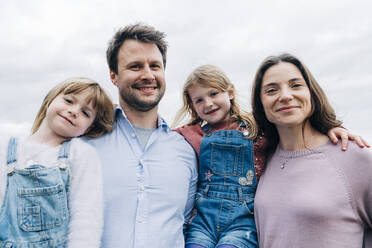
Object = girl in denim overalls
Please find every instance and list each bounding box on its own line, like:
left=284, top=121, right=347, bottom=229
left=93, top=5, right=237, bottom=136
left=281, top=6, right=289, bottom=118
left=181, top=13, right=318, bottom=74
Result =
left=0, top=77, right=114, bottom=247
left=174, top=65, right=267, bottom=248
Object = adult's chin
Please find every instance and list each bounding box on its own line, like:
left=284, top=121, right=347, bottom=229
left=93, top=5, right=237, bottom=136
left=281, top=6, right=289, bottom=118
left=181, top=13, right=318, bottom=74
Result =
left=127, top=96, right=163, bottom=112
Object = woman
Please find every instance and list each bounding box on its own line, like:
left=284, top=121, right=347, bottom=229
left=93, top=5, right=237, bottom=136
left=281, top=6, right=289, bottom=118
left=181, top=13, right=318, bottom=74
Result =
left=251, top=53, right=372, bottom=247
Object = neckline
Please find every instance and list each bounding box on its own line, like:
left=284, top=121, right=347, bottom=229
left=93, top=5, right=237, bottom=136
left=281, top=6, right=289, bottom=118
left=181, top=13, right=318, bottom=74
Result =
left=276, top=140, right=333, bottom=159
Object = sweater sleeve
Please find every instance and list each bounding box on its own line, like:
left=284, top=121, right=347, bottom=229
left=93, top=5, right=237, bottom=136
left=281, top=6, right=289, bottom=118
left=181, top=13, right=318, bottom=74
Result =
left=67, top=138, right=103, bottom=248
left=341, top=144, right=372, bottom=229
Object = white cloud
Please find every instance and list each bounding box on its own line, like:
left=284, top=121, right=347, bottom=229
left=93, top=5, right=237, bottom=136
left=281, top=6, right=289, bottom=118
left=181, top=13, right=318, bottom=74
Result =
left=0, top=0, right=371, bottom=142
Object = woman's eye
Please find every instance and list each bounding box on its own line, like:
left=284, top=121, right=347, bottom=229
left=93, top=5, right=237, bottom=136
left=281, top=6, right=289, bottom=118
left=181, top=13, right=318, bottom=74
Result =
left=292, top=83, right=303, bottom=88
left=265, top=88, right=277, bottom=94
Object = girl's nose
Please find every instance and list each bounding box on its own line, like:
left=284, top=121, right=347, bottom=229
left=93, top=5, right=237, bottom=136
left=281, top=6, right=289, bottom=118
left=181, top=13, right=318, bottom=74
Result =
left=68, top=106, right=79, bottom=117
left=205, top=97, right=213, bottom=107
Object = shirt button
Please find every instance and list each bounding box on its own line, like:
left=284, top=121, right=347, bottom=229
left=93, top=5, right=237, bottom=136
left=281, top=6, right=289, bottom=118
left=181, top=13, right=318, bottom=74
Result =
left=131, top=133, right=136, bottom=138
left=137, top=218, right=143, bottom=223
left=140, top=186, right=145, bottom=191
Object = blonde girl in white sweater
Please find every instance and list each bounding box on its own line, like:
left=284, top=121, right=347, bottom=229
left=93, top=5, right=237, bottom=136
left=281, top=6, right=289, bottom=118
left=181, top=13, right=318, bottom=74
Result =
left=0, top=77, right=114, bottom=247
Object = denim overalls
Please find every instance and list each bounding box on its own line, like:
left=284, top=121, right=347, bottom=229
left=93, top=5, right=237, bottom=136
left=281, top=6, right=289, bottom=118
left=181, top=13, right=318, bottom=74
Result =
left=0, top=138, right=71, bottom=248
left=186, top=124, right=258, bottom=248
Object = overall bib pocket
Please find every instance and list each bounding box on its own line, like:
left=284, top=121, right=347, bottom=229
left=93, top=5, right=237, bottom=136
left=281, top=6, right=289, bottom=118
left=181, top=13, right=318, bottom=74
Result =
left=17, top=183, right=68, bottom=232
left=210, top=143, right=244, bottom=176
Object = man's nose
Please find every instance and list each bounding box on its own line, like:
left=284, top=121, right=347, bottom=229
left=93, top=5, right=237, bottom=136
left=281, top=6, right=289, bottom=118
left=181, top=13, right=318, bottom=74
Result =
left=141, top=65, right=155, bottom=82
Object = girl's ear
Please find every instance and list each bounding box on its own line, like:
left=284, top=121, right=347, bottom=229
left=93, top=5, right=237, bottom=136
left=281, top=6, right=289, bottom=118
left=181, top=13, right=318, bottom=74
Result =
left=228, top=85, right=235, bottom=100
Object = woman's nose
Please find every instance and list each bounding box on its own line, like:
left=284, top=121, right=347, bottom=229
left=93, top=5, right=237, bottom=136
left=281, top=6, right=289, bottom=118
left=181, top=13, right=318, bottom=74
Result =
left=279, top=88, right=293, bottom=102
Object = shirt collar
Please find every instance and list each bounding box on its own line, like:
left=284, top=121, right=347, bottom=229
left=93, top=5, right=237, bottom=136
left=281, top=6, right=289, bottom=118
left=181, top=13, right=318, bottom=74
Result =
left=114, top=106, right=170, bottom=132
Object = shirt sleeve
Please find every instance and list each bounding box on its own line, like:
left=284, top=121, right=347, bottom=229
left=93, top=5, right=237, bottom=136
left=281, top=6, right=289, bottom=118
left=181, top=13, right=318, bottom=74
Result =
left=67, top=138, right=103, bottom=248
left=183, top=148, right=198, bottom=229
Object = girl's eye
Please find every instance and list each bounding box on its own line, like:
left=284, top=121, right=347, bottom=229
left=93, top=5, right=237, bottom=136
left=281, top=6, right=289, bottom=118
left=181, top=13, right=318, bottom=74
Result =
left=82, top=110, right=90, bottom=118
left=210, top=91, right=219, bottom=97
left=194, top=98, right=202, bottom=104
left=64, top=98, right=73, bottom=103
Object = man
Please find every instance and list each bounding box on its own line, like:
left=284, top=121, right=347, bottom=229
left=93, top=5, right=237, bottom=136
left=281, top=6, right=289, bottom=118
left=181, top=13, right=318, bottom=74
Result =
left=87, top=24, right=198, bottom=247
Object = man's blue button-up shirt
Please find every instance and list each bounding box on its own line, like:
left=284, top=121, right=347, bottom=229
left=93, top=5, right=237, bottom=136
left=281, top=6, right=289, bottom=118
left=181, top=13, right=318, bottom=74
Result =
left=86, top=107, right=198, bottom=248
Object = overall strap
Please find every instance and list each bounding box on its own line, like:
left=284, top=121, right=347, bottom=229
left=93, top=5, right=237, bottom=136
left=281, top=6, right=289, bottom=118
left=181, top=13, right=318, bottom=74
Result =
left=201, top=122, right=212, bottom=133
left=202, top=121, right=249, bottom=134
left=6, top=137, right=18, bottom=165
left=58, top=140, right=71, bottom=159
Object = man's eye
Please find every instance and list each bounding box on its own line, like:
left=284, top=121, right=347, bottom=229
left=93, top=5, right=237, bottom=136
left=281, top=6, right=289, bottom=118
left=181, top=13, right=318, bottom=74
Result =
left=130, top=65, right=140, bottom=70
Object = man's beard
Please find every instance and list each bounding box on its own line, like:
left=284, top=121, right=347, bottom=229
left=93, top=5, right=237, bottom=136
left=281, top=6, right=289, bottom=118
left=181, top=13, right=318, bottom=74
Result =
left=120, top=82, right=165, bottom=112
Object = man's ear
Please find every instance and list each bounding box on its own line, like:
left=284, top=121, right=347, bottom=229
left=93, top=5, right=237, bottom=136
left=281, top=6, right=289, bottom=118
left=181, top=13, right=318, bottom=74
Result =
left=110, top=70, right=118, bottom=86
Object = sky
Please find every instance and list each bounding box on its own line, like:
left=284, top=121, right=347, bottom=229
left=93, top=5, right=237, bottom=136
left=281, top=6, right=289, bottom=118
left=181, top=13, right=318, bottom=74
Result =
left=1, top=0, right=371, bottom=142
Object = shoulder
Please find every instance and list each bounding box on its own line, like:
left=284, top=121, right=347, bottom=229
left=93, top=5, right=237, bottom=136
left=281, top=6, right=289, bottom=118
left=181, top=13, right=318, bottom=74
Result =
left=167, top=129, right=195, bottom=148
left=326, top=142, right=372, bottom=164
left=69, top=138, right=100, bottom=158
left=173, top=124, right=204, bottom=142
left=0, top=135, right=12, bottom=166
left=156, top=129, right=196, bottom=161
left=81, top=124, right=118, bottom=148
left=174, top=124, right=203, bottom=135
left=324, top=142, right=372, bottom=189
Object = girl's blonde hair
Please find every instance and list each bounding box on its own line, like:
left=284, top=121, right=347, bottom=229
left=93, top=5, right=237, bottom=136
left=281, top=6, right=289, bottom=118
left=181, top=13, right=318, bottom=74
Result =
left=32, top=77, right=114, bottom=138
left=173, top=65, right=257, bottom=139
